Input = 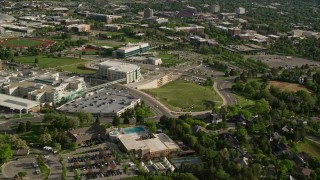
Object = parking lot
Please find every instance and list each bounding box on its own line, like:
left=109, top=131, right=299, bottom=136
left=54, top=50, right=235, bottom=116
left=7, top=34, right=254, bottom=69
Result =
left=2, top=157, right=42, bottom=179
left=247, top=55, right=320, bottom=68
left=64, top=145, right=137, bottom=179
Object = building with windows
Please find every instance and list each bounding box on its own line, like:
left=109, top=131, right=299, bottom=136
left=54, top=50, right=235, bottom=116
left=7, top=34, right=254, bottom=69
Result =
left=98, top=61, right=141, bottom=83
left=112, top=43, right=150, bottom=58
left=78, top=11, right=122, bottom=24
left=0, top=72, right=86, bottom=106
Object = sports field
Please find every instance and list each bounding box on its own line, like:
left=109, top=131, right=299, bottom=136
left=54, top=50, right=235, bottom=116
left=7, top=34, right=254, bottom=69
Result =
left=0, top=38, right=54, bottom=48
left=268, top=81, right=312, bottom=93
left=15, top=56, right=85, bottom=68
left=144, top=79, right=222, bottom=112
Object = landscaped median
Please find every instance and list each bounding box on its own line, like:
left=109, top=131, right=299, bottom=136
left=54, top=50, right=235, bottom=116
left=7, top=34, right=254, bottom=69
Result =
left=144, top=79, right=222, bottom=112
left=37, top=156, right=50, bottom=180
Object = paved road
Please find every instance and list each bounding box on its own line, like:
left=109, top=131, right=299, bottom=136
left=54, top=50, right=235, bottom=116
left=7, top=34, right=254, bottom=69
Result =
left=117, top=85, right=177, bottom=120
left=215, top=79, right=237, bottom=106
left=306, top=136, right=320, bottom=145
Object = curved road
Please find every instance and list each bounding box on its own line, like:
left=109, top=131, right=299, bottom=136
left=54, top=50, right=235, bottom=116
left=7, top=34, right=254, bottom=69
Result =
left=119, top=77, right=237, bottom=120
left=214, top=78, right=237, bottom=106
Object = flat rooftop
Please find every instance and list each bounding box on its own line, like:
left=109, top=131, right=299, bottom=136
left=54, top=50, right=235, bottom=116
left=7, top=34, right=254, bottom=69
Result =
left=119, top=133, right=179, bottom=153
left=0, top=93, right=39, bottom=110
left=58, top=88, right=140, bottom=114
left=99, top=61, right=140, bottom=72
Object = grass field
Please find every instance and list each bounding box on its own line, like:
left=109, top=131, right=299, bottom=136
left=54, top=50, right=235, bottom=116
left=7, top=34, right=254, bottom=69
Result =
left=57, top=63, right=97, bottom=74
left=6, top=39, right=43, bottom=47
left=268, top=81, right=311, bottom=93
left=157, top=53, right=184, bottom=67
left=15, top=56, right=88, bottom=68
left=144, top=79, right=222, bottom=111
left=296, top=139, right=320, bottom=158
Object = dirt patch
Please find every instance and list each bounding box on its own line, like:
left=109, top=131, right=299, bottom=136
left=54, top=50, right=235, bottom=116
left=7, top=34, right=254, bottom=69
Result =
left=268, top=81, right=312, bottom=93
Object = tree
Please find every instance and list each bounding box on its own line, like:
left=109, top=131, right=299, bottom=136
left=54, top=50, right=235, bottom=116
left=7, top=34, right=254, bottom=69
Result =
left=17, top=172, right=27, bottom=179
left=39, top=133, right=52, bottom=145
left=74, top=170, right=80, bottom=180
left=144, top=120, right=157, bottom=133
left=235, top=127, right=248, bottom=145
left=254, top=99, right=271, bottom=115
left=54, top=143, right=61, bottom=152
left=26, top=121, right=31, bottom=132
left=34, top=57, right=39, bottom=64
left=123, top=117, right=130, bottom=124
left=124, top=165, right=128, bottom=174
left=112, top=116, right=120, bottom=126
left=0, top=143, right=13, bottom=163
left=136, top=115, right=144, bottom=123
left=76, top=111, right=94, bottom=125
left=8, top=135, right=28, bottom=149
left=95, top=116, right=100, bottom=124
left=17, top=122, right=26, bottom=133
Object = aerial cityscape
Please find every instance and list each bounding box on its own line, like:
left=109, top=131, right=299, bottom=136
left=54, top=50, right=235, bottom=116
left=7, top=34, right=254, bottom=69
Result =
left=0, top=0, right=320, bottom=179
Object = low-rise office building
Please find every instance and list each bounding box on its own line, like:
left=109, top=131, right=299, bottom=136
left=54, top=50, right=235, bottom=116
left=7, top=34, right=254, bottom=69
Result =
left=112, top=43, right=150, bottom=58
left=0, top=93, right=40, bottom=113
left=78, top=11, right=122, bottom=24
left=119, top=132, right=180, bottom=159
left=98, top=61, right=141, bottom=83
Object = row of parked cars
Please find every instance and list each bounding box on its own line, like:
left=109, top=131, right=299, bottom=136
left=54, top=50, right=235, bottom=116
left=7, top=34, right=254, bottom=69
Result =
left=80, top=169, right=122, bottom=179
left=32, top=162, right=40, bottom=175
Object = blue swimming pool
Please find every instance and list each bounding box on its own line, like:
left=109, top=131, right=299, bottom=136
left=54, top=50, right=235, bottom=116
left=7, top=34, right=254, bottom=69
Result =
left=123, top=127, right=145, bottom=134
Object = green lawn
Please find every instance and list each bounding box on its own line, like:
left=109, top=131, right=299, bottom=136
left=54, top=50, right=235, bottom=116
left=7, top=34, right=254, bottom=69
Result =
left=15, top=56, right=88, bottom=68
left=296, top=139, right=320, bottom=158
left=5, top=39, right=43, bottom=47
left=234, top=93, right=255, bottom=109
left=144, top=79, right=222, bottom=112
left=57, top=63, right=97, bottom=74
left=157, top=53, right=184, bottom=67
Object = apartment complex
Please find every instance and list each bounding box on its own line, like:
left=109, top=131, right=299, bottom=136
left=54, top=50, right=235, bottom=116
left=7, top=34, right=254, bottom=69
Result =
left=112, top=43, right=150, bottom=58
left=98, top=61, right=141, bottom=83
